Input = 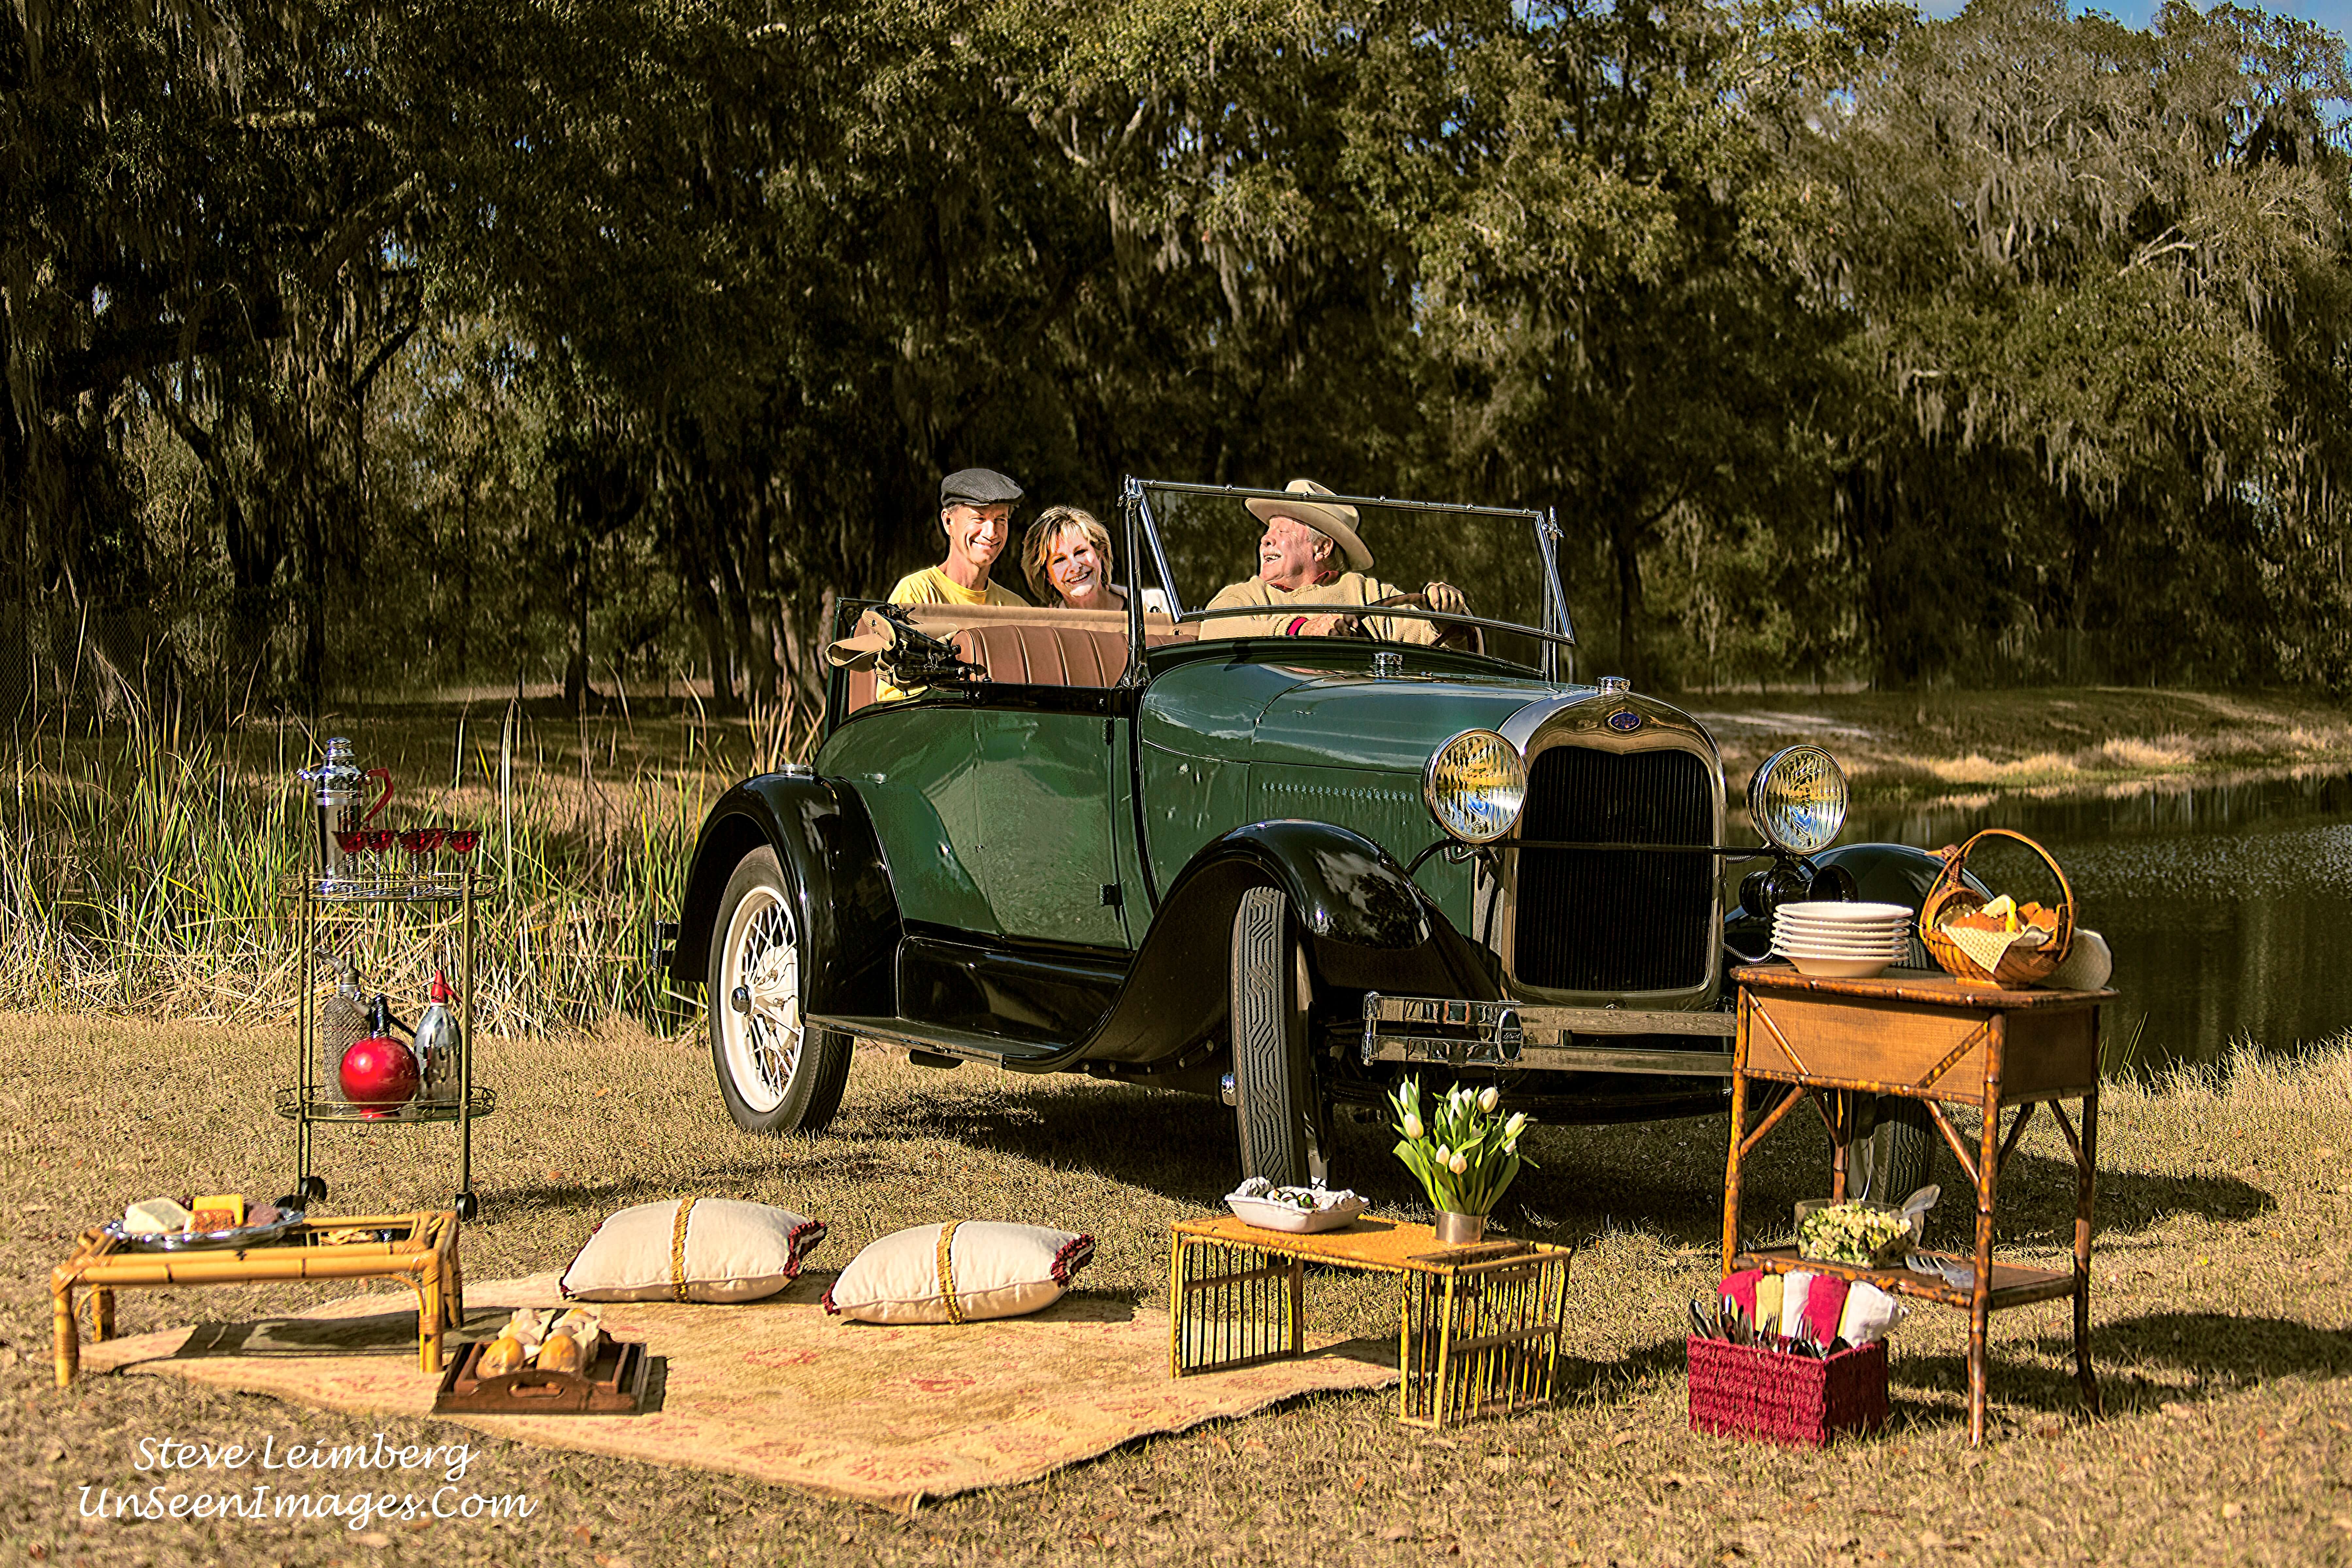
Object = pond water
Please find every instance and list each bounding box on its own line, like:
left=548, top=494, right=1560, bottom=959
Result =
left=1840, top=771, right=2352, bottom=1075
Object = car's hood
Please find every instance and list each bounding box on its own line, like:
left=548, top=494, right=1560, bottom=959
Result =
left=1140, top=658, right=1569, bottom=773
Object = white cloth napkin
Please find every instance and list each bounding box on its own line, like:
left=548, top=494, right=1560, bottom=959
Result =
left=1836, top=1282, right=1907, bottom=1346
left=1780, top=1271, right=1815, bottom=1341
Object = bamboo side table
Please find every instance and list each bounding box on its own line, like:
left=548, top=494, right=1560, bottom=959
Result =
left=51, top=1211, right=463, bottom=1387
left=1169, top=1214, right=1573, bottom=1427
left=1723, top=965, right=2114, bottom=1444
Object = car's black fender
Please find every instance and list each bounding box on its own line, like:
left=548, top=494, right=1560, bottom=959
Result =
left=1075, top=821, right=1501, bottom=1067
left=1723, top=840, right=1976, bottom=965
left=669, top=772, right=901, bottom=1015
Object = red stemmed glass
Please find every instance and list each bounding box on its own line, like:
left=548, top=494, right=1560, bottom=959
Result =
left=445, top=830, right=481, bottom=857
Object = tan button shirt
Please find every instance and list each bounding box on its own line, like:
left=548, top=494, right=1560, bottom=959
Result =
left=1197, top=572, right=1441, bottom=645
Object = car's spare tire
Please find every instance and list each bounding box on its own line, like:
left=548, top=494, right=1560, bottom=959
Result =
left=1229, top=885, right=1326, bottom=1186
left=1849, top=1094, right=1936, bottom=1209
left=708, top=846, right=852, bottom=1135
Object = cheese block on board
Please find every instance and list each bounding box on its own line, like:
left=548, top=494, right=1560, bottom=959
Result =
left=123, top=1198, right=193, bottom=1235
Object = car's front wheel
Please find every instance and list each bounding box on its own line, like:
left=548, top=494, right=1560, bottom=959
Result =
left=708, top=846, right=852, bottom=1135
left=1230, top=885, right=1328, bottom=1185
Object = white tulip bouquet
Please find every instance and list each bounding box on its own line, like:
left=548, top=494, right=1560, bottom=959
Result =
left=1387, top=1077, right=1536, bottom=1217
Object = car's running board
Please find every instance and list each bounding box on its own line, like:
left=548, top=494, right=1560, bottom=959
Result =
left=809, top=1015, right=1069, bottom=1067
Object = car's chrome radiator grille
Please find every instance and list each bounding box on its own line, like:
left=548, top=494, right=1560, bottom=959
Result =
left=1512, top=746, right=1713, bottom=991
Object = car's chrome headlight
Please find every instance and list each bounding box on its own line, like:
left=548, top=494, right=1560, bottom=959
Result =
left=1748, top=744, right=1847, bottom=856
left=1423, top=730, right=1527, bottom=845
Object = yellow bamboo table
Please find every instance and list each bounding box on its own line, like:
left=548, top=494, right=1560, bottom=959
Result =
left=1168, top=1213, right=1572, bottom=1427
left=51, top=1211, right=463, bottom=1387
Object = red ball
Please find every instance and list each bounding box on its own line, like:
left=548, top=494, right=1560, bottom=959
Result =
left=340, top=1034, right=419, bottom=1107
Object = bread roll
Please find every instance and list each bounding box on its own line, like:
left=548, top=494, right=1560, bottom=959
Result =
left=500, top=1307, right=547, bottom=1349
left=477, top=1334, right=529, bottom=1377
left=535, top=1331, right=583, bottom=1376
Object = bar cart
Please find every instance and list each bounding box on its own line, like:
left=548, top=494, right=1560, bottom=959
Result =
left=277, top=853, right=494, bottom=1220
left=1721, top=963, right=2112, bottom=1444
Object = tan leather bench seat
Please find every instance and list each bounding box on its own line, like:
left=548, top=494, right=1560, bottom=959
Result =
left=836, top=605, right=1195, bottom=715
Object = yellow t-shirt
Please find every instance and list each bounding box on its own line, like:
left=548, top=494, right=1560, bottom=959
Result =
left=887, top=566, right=1028, bottom=608
left=875, top=567, right=1028, bottom=701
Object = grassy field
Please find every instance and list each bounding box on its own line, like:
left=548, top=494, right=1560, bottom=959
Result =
left=4, top=1013, right=2348, bottom=1566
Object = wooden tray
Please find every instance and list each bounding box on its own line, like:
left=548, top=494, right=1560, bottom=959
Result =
left=433, top=1336, right=648, bottom=1415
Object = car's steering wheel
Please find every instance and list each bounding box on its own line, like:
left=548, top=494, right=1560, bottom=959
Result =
left=1367, top=593, right=1484, bottom=655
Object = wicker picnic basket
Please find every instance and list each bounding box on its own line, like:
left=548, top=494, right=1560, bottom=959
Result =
left=1917, top=828, right=2076, bottom=987
left=1687, top=1335, right=1888, bottom=1448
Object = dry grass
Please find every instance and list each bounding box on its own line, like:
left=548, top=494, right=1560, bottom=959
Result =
left=3, top=1013, right=2348, bottom=1566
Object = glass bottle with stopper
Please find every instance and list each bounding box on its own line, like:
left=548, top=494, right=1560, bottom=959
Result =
left=413, top=971, right=462, bottom=1105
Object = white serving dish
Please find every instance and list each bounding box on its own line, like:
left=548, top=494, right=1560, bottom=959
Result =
left=1225, top=1190, right=1369, bottom=1233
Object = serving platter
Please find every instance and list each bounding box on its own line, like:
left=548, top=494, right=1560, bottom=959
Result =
left=1225, top=1189, right=1369, bottom=1233
left=101, top=1210, right=308, bottom=1253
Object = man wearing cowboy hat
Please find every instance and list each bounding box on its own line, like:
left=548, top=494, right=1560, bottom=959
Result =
left=1198, top=480, right=1470, bottom=642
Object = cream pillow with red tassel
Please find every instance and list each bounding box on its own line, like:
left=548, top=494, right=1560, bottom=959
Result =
left=822, top=1221, right=1094, bottom=1324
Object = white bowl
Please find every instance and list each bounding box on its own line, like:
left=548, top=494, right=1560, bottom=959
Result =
left=1776, top=951, right=1907, bottom=966
left=1773, top=901, right=1915, bottom=924
left=1225, top=1191, right=1369, bottom=1233
left=1788, top=955, right=1894, bottom=978
left=1778, top=931, right=1910, bottom=959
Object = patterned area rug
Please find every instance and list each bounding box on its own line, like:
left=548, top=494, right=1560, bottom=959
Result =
left=79, top=1273, right=1396, bottom=1508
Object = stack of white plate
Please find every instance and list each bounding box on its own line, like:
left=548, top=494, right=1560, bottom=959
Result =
left=1772, top=901, right=1915, bottom=978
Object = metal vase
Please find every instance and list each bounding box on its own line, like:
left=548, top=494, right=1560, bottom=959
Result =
left=1433, top=1210, right=1487, bottom=1245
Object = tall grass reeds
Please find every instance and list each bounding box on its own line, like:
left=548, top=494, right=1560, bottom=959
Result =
left=0, top=682, right=809, bottom=1037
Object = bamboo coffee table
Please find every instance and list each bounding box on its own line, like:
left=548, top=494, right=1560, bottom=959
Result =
left=1169, top=1213, right=1573, bottom=1427
left=52, top=1210, right=463, bottom=1387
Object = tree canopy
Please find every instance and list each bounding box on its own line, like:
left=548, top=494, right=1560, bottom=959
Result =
left=6, top=0, right=2349, bottom=717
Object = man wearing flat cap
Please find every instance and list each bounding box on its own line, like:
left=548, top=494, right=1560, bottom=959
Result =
left=888, top=467, right=1031, bottom=608
left=1199, top=480, right=1469, bottom=642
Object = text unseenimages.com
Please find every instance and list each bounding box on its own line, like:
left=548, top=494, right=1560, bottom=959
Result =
left=72, top=1432, right=532, bottom=1530
left=78, top=1484, right=537, bottom=1529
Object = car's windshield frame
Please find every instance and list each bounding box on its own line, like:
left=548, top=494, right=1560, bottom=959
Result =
left=1119, top=478, right=1577, bottom=681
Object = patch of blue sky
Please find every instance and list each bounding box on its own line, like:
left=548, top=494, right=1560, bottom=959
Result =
left=1918, top=0, right=2351, bottom=32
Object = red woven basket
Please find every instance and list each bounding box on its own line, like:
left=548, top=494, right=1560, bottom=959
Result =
left=1687, top=1336, right=1888, bottom=1447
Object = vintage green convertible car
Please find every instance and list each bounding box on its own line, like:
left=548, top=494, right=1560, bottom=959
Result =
left=664, top=481, right=1951, bottom=1193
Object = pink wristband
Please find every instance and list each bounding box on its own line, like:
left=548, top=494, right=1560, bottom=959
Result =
left=1286, top=617, right=1309, bottom=636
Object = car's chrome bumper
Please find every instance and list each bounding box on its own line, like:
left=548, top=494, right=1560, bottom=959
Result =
left=1359, top=991, right=1734, bottom=1076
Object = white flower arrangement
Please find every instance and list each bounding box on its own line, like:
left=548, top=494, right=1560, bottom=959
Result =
left=1387, top=1076, right=1536, bottom=1218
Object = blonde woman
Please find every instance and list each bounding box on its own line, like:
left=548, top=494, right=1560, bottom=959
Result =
left=1022, top=506, right=1126, bottom=611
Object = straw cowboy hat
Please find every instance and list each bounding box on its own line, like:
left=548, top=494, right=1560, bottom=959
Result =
left=1245, top=479, right=1373, bottom=573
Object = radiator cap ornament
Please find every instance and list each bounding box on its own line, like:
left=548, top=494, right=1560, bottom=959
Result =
left=1596, top=675, right=1639, bottom=730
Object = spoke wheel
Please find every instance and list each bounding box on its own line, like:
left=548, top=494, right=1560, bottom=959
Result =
left=1230, top=886, right=1328, bottom=1186
left=709, top=847, right=851, bottom=1135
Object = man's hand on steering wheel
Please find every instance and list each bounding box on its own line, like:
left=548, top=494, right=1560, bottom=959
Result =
left=1361, top=587, right=1482, bottom=652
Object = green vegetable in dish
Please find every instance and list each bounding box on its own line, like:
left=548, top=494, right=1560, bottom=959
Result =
left=1797, top=1202, right=1911, bottom=1266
